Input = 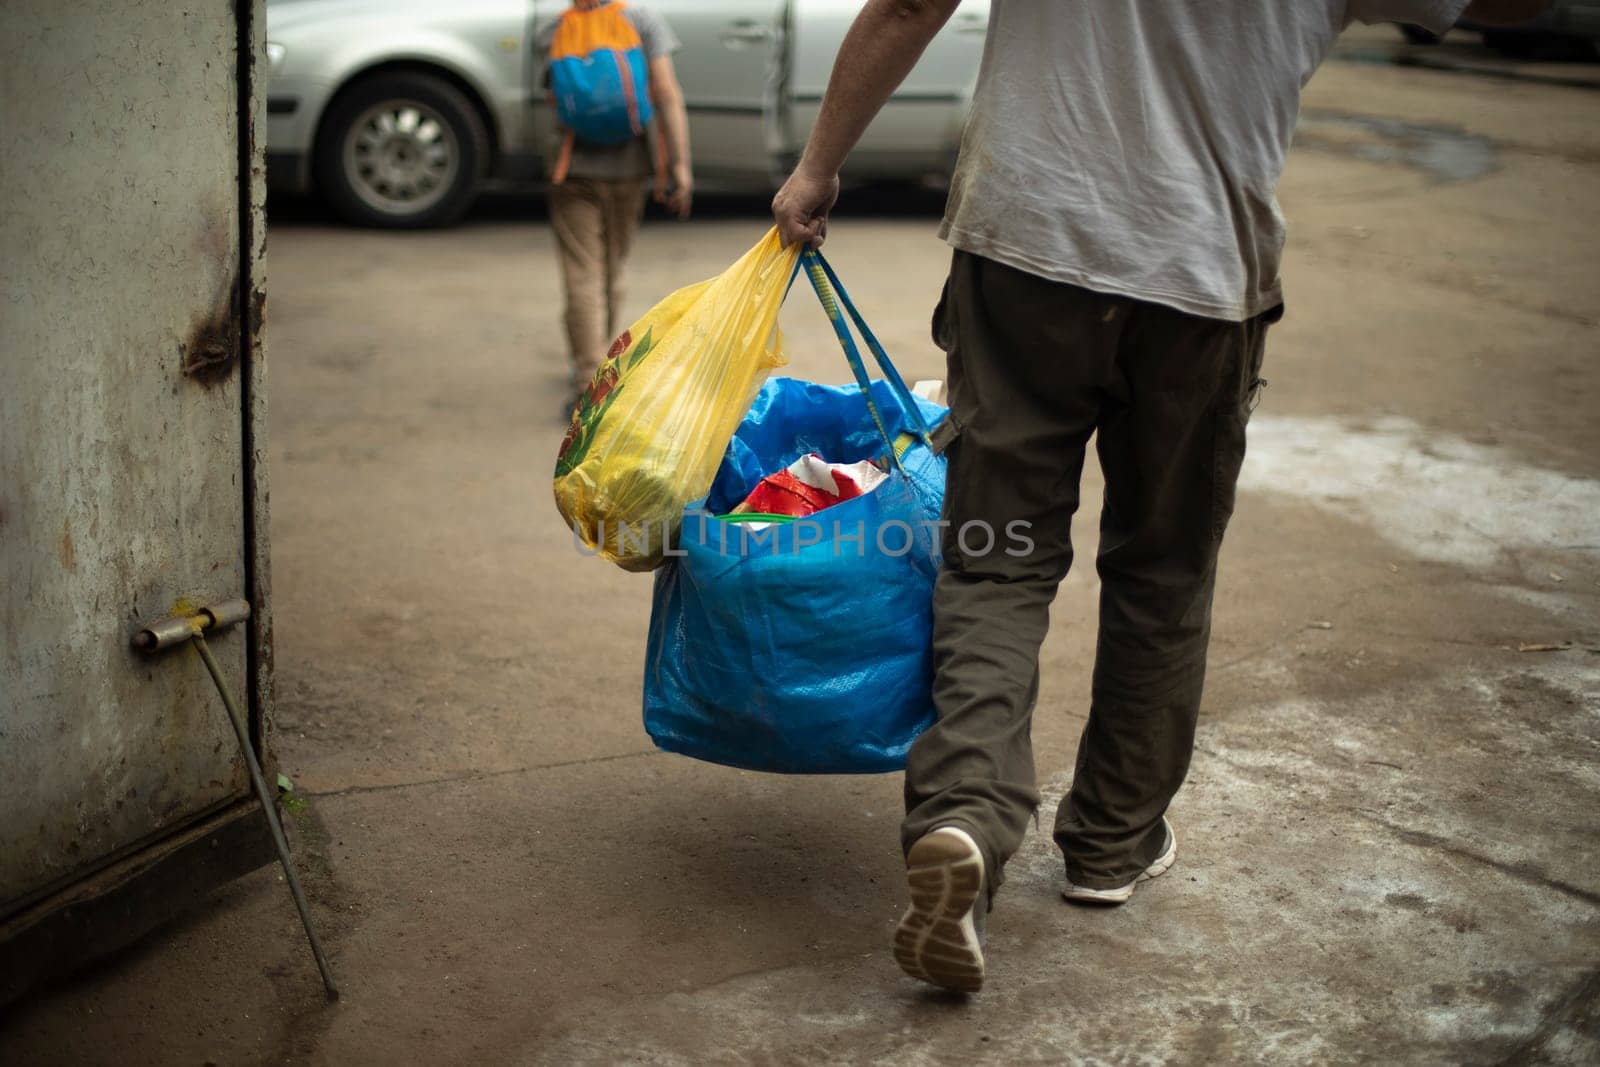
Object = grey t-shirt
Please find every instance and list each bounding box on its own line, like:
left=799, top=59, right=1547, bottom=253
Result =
left=941, top=0, right=1468, bottom=321
left=535, top=2, right=681, bottom=181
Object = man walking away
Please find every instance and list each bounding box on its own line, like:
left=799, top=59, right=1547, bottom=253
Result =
left=772, top=0, right=1547, bottom=993
left=539, top=0, right=693, bottom=411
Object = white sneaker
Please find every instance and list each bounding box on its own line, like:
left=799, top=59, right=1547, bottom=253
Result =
left=893, top=826, right=986, bottom=993
left=1060, top=817, right=1177, bottom=905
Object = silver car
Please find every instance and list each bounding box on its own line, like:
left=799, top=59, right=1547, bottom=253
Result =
left=265, top=0, right=990, bottom=227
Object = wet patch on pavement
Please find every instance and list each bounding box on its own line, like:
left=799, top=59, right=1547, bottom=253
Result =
left=1294, top=111, right=1499, bottom=182
left=1241, top=414, right=1600, bottom=569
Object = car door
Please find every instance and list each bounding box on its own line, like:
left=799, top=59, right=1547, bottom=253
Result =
left=649, top=0, right=784, bottom=183
left=789, top=0, right=988, bottom=180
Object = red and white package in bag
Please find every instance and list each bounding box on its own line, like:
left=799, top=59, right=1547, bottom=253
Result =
left=730, top=453, right=887, bottom=518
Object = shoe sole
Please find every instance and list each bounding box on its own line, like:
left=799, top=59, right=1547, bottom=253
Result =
left=893, top=832, right=985, bottom=993
left=1061, top=823, right=1178, bottom=906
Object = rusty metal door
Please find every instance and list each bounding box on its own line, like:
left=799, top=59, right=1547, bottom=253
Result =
left=0, top=0, right=272, bottom=1000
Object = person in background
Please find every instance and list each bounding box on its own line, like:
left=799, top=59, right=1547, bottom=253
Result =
left=771, top=0, right=1548, bottom=994
left=539, top=0, right=692, bottom=411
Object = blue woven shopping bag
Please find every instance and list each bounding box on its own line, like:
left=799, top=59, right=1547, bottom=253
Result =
left=643, top=250, right=951, bottom=773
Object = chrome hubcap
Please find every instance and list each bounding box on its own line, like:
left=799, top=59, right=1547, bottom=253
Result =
left=343, top=101, right=458, bottom=216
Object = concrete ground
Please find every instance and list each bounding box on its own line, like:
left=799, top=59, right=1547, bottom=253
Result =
left=5, top=26, right=1599, bottom=1066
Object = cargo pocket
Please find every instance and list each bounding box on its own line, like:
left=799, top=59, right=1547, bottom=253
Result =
left=1244, top=349, right=1269, bottom=422
left=1210, top=311, right=1274, bottom=545
left=1243, top=302, right=1278, bottom=422
left=930, top=270, right=954, bottom=354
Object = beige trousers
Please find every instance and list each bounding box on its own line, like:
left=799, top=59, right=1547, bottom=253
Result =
left=549, top=177, right=647, bottom=384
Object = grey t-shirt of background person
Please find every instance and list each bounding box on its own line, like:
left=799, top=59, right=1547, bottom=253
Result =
left=535, top=2, right=682, bottom=183
left=941, top=0, right=1467, bottom=322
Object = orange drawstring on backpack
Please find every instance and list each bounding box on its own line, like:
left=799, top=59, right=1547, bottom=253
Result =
left=551, top=127, right=577, bottom=185
left=650, top=121, right=670, bottom=200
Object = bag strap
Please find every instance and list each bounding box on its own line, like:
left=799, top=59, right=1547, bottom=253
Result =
left=809, top=250, right=934, bottom=446
left=799, top=249, right=934, bottom=470
left=800, top=251, right=904, bottom=470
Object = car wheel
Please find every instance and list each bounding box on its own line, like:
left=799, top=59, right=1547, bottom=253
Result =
left=315, top=72, right=489, bottom=228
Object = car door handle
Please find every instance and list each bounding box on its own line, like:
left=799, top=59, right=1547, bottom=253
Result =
left=720, top=20, right=773, bottom=48
left=953, top=13, right=987, bottom=34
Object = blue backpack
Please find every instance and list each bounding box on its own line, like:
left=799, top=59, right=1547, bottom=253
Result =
left=547, top=0, right=655, bottom=179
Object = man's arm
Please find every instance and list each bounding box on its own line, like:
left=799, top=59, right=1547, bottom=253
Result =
left=649, top=54, right=693, bottom=219
left=771, top=0, right=961, bottom=248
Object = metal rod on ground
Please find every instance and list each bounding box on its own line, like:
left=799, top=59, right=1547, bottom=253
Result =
left=191, top=632, right=340, bottom=1000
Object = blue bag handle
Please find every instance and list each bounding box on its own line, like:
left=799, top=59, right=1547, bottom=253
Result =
left=798, top=249, right=934, bottom=470
left=810, top=250, right=935, bottom=444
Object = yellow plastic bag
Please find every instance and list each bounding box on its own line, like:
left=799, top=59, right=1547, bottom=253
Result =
left=553, top=228, right=799, bottom=571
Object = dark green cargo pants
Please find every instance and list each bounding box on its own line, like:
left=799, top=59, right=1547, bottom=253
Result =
left=902, top=251, right=1275, bottom=896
